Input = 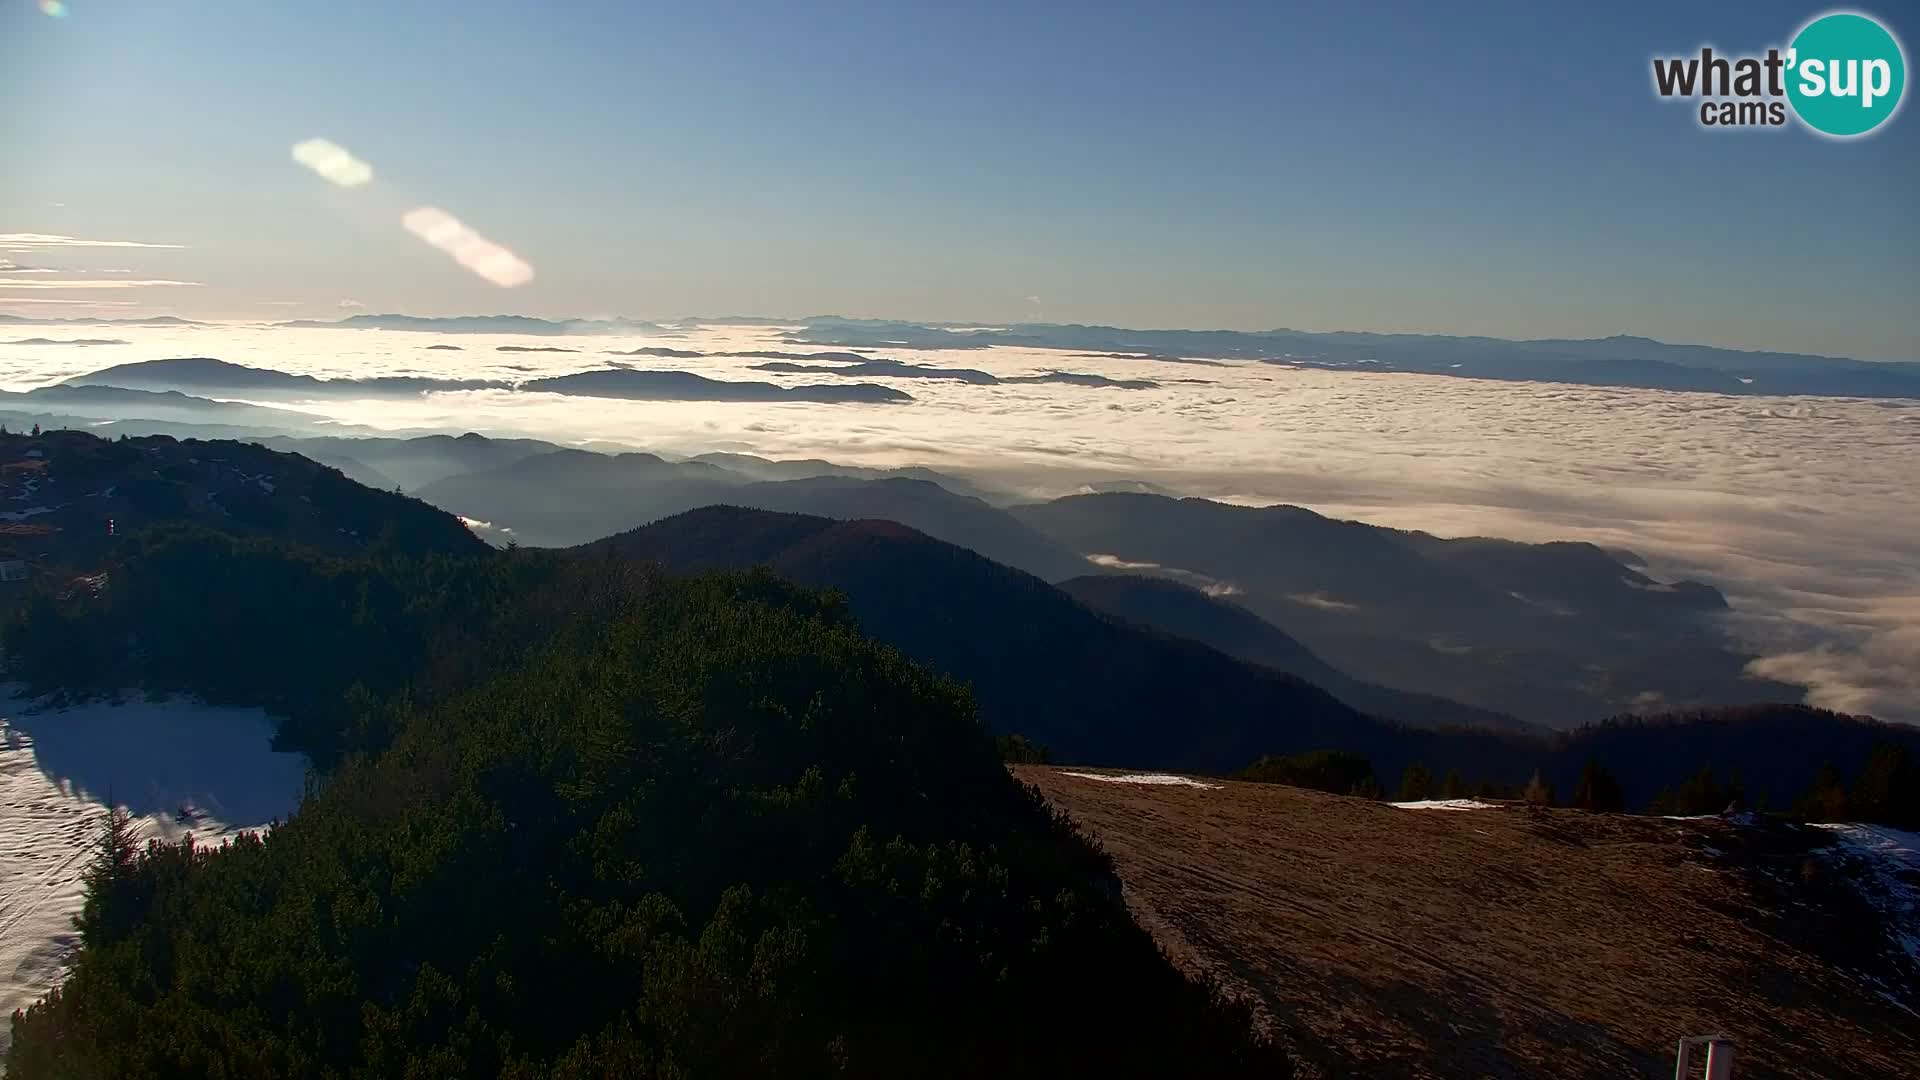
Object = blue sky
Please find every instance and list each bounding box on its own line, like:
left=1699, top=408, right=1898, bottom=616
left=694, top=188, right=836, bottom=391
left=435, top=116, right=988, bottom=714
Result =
left=2, top=0, right=1914, bottom=358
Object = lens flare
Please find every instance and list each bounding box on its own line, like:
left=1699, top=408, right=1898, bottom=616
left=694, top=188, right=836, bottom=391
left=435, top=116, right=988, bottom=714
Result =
left=401, top=206, right=534, bottom=288
left=39, top=0, right=68, bottom=16
left=290, top=138, right=373, bottom=188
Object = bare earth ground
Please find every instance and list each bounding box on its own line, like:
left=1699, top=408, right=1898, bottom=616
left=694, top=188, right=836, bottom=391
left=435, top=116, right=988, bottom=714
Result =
left=1014, top=767, right=1919, bottom=1080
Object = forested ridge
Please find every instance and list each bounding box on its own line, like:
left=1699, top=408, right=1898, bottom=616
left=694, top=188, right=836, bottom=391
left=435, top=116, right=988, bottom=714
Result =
left=3, top=473, right=1915, bottom=1074
left=3, top=537, right=1282, bottom=1077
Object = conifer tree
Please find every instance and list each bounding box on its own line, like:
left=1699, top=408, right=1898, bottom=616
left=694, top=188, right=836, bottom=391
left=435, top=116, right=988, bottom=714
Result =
left=1851, top=742, right=1918, bottom=828
left=1570, top=759, right=1624, bottom=812
left=1396, top=761, right=1433, bottom=801
left=1798, top=763, right=1851, bottom=822
left=1523, top=769, right=1555, bottom=807
left=75, top=804, right=140, bottom=948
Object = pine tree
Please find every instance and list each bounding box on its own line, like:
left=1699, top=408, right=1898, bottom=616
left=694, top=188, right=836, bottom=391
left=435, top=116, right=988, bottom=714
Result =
left=1651, top=765, right=1726, bottom=816
left=1798, top=763, right=1851, bottom=822
left=1851, top=742, right=1918, bottom=828
left=75, top=804, right=140, bottom=947
left=1396, top=761, right=1433, bottom=801
left=1440, top=769, right=1467, bottom=800
left=1235, top=749, right=1374, bottom=795
left=1726, top=767, right=1747, bottom=810
left=1570, top=758, right=1624, bottom=812
left=1349, top=775, right=1383, bottom=800
left=1523, top=769, right=1555, bottom=807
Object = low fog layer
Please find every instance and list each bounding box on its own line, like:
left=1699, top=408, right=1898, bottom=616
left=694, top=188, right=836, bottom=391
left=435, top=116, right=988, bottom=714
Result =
left=2, top=320, right=1913, bottom=723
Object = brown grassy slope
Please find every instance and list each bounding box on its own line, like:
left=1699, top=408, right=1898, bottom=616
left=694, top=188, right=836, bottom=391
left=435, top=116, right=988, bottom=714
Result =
left=1014, top=767, right=1918, bottom=1080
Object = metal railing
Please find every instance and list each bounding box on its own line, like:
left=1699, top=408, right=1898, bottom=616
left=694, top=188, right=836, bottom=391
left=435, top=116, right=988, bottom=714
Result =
left=1675, top=1034, right=1735, bottom=1079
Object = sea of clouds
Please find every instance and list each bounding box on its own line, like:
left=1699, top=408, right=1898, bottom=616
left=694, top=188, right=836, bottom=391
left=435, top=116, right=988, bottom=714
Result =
left=2, top=321, right=1914, bottom=724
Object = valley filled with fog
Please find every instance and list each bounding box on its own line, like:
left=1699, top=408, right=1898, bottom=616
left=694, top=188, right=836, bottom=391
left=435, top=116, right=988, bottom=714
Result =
left=1, top=319, right=1913, bottom=724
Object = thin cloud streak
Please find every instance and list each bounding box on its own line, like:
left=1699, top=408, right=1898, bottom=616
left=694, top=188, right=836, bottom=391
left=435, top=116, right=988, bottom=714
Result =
left=0, top=297, right=143, bottom=305
left=0, top=233, right=186, bottom=249
left=0, top=280, right=201, bottom=290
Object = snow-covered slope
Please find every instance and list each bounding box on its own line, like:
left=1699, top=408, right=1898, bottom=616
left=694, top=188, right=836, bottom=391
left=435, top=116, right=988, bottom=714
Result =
left=1814, top=822, right=1920, bottom=996
left=0, top=690, right=306, bottom=1056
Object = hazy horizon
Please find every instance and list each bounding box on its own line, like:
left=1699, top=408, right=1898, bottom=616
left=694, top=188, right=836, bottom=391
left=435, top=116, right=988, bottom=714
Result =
left=6, top=308, right=1914, bottom=366
left=5, top=1, right=1916, bottom=360
left=4, top=319, right=1913, bottom=725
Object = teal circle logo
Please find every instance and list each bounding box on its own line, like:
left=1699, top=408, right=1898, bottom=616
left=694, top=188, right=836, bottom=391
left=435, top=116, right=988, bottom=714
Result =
left=1786, top=12, right=1906, bottom=137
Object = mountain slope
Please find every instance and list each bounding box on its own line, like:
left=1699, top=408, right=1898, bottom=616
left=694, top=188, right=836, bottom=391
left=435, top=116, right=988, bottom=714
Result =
left=418, top=455, right=1086, bottom=577
left=4, top=571, right=1285, bottom=1077
left=0, top=386, right=339, bottom=432
left=1019, top=767, right=1919, bottom=1080
left=0, top=429, right=485, bottom=570
left=414, top=450, right=753, bottom=547
left=575, top=507, right=1491, bottom=774
left=1014, top=493, right=1801, bottom=726
left=259, top=432, right=569, bottom=491
left=1059, top=573, right=1540, bottom=733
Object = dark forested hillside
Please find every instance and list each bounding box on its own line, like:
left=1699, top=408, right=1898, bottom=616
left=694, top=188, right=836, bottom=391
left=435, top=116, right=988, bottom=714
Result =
left=5, top=571, right=1283, bottom=1079
left=1554, top=705, right=1920, bottom=812
left=0, top=429, right=484, bottom=571
left=417, top=452, right=1085, bottom=577
left=1059, top=573, right=1539, bottom=734
left=1, top=528, right=576, bottom=766
left=574, top=507, right=1535, bottom=778
left=1013, top=493, right=1803, bottom=725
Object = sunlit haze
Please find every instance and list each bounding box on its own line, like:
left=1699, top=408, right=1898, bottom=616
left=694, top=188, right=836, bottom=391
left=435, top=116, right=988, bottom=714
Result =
left=3, top=0, right=1916, bottom=359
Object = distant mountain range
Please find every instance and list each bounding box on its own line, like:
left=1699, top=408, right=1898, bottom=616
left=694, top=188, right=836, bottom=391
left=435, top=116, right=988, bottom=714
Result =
left=0, top=384, right=341, bottom=432
left=233, top=313, right=1920, bottom=398
left=0, top=315, right=202, bottom=328
left=0, top=366, right=1817, bottom=730
left=63, top=357, right=912, bottom=406
left=17, top=310, right=1914, bottom=397
left=274, top=313, right=683, bottom=335
left=253, top=432, right=1812, bottom=728
left=781, top=319, right=1920, bottom=398
left=1013, top=493, right=1797, bottom=724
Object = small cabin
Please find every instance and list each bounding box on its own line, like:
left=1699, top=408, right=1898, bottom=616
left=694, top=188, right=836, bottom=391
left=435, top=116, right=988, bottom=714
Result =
left=0, top=559, right=30, bottom=583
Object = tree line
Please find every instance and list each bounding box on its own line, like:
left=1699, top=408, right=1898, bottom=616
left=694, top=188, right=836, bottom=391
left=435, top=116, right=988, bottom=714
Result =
left=1234, top=743, right=1918, bottom=828
left=5, top=535, right=1288, bottom=1078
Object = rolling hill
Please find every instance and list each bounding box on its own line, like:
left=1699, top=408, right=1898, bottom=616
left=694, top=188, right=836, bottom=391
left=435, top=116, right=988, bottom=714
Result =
left=574, top=506, right=1531, bottom=775
left=0, top=429, right=485, bottom=571
left=1058, top=573, right=1540, bottom=734
left=1013, top=493, right=1802, bottom=726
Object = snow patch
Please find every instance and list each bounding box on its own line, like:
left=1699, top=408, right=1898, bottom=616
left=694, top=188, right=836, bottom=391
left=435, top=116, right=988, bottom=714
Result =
left=1813, top=822, right=1920, bottom=970
left=1392, top=799, right=1499, bottom=811
left=0, top=506, right=55, bottom=522
left=1085, top=553, right=1159, bottom=571
left=1287, top=591, right=1361, bottom=612
left=1060, top=770, right=1221, bottom=790
left=0, top=689, right=306, bottom=1055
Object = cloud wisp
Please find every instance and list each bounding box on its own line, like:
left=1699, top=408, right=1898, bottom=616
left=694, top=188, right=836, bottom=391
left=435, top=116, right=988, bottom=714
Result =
left=0, top=280, right=200, bottom=290
left=0, top=233, right=185, bottom=250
